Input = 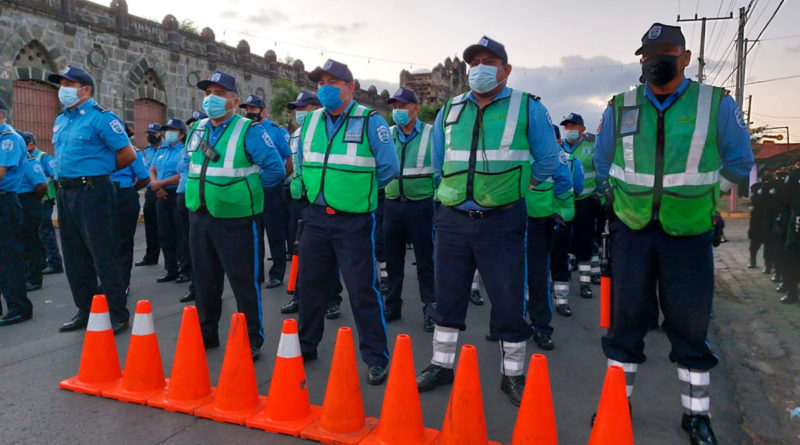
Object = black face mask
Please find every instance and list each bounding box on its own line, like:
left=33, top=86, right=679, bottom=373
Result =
left=147, top=134, right=161, bottom=146
left=245, top=112, right=262, bottom=122
left=641, top=54, right=679, bottom=87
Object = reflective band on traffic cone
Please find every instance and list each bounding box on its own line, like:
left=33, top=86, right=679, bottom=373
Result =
left=588, top=365, right=634, bottom=445
left=59, top=295, right=122, bottom=395
left=148, top=306, right=215, bottom=413
left=361, top=334, right=438, bottom=445
left=247, top=319, right=320, bottom=435
left=438, top=344, right=502, bottom=445
left=301, top=327, right=377, bottom=444
left=103, top=300, right=167, bottom=404
left=195, top=313, right=266, bottom=425
left=511, top=354, right=557, bottom=445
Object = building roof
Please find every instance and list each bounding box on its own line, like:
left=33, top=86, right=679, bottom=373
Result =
left=753, top=142, right=800, bottom=160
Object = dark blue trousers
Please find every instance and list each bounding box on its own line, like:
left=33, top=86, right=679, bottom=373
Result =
left=115, top=186, right=140, bottom=291
left=571, top=197, right=599, bottom=261
left=142, top=187, right=160, bottom=263
left=298, top=206, right=389, bottom=367
left=374, top=189, right=386, bottom=263
left=39, top=198, right=62, bottom=270
left=176, top=193, right=193, bottom=289
left=190, top=210, right=264, bottom=350
left=156, top=188, right=179, bottom=276
left=527, top=217, right=553, bottom=335
left=57, top=180, right=128, bottom=324
left=262, top=184, right=288, bottom=282
left=602, top=220, right=718, bottom=370
left=383, top=198, right=435, bottom=315
left=0, top=193, right=31, bottom=317
left=433, top=202, right=532, bottom=343
left=19, top=192, right=43, bottom=287
left=288, top=198, right=342, bottom=306
left=550, top=221, right=573, bottom=283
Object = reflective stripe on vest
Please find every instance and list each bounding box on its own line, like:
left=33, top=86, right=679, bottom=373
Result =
left=302, top=105, right=376, bottom=168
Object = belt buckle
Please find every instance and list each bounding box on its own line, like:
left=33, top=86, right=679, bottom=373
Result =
left=325, top=207, right=336, bottom=215
left=467, top=210, right=484, bottom=219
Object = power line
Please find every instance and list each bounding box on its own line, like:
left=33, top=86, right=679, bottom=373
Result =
left=745, top=73, right=800, bottom=85
left=752, top=112, right=800, bottom=119
left=720, top=0, right=785, bottom=86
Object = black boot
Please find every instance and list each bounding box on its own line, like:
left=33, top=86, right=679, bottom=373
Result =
left=748, top=253, right=757, bottom=269
left=681, top=413, right=717, bottom=445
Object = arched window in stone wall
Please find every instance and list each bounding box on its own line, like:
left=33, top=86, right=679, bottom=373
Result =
left=12, top=40, right=59, bottom=154
left=132, top=69, right=166, bottom=148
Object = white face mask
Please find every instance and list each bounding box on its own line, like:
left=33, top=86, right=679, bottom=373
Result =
left=563, top=129, right=580, bottom=141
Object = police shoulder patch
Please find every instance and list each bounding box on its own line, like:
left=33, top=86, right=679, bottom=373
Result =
left=33, top=163, right=44, bottom=174
left=1, top=139, right=14, bottom=152
left=558, top=151, right=570, bottom=165
left=110, top=119, right=125, bottom=135
left=376, top=125, right=391, bottom=144
left=93, top=104, right=110, bottom=113
left=262, top=131, right=276, bottom=148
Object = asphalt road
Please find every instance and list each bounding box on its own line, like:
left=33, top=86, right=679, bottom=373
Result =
left=0, top=225, right=748, bottom=444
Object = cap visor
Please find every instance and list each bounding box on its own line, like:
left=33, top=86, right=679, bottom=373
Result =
left=47, top=73, right=66, bottom=84
left=559, top=119, right=578, bottom=126
left=196, top=80, right=232, bottom=92
left=308, top=67, right=324, bottom=82
left=463, top=44, right=505, bottom=64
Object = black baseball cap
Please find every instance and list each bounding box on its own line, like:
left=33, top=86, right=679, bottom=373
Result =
left=146, top=123, right=162, bottom=133
left=387, top=87, right=419, bottom=105
left=197, top=71, right=239, bottom=94
left=160, top=117, right=187, bottom=132
left=287, top=91, right=321, bottom=109
left=308, top=59, right=354, bottom=83
left=186, top=110, right=207, bottom=126
left=239, top=94, right=266, bottom=109
left=19, top=131, right=36, bottom=145
left=635, top=23, right=686, bottom=55
left=463, top=36, right=508, bottom=65
left=560, top=113, right=584, bottom=127
left=47, top=65, right=95, bottom=89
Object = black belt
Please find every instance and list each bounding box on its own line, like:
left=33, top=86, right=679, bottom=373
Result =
left=450, top=203, right=516, bottom=219
left=0, top=189, right=14, bottom=196
left=56, top=175, right=111, bottom=189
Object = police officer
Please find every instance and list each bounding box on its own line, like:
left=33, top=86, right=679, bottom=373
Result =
left=748, top=168, right=772, bottom=269
left=17, top=132, right=49, bottom=292
left=297, top=59, right=399, bottom=385
left=382, top=87, right=436, bottom=332
left=150, top=118, right=186, bottom=283
left=136, top=123, right=164, bottom=267
left=280, top=91, right=344, bottom=317
left=415, top=36, right=561, bottom=406
left=781, top=162, right=800, bottom=303
left=593, top=24, right=753, bottom=444
left=240, top=94, right=292, bottom=289
left=0, top=97, right=33, bottom=326
left=176, top=111, right=207, bottom=303
left=561, top=113, right=601, bottom=298
left=30, top=135, right=63, bottom=275
left=762, top=169, right=782, bottom=275
left=187, top=71, right=285, bottom=361
left=772, top=167, right=791, bottom=290
left=110, top=124, right=150, bottom=295
left=49, top=65, right=138, bottom=334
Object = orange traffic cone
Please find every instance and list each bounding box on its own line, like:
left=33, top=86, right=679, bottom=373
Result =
left=59, top=295, right=122, bottom=395
left=588, top=365, right=634, bottom=445
left=148, top=306, right=215, bottom=413
left=360, top=334, right=438, bottom=445
left=103, top=300, right=167, bottom=404
left=511, top=354, right=557, bottom=445
left=301, top=327, right=377, bottom=444
left=247, top=319, right=320, bottom=435
left=195, top=313, right=266, bottom=425
left=438, top=344, right=502, bottom=445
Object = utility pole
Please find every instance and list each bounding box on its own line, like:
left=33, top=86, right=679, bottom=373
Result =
left=746, top=95, right=752, bottom=126
left=735, top=6, right=747, bottom=106
left=677, top=12, right=734, bottom=83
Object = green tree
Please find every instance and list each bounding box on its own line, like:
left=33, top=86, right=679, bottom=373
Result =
left=269, top=77, right=300, bottom=129
left=418, top=103, right=442, bottom=124
left=179, top=19, right=199, bottom=35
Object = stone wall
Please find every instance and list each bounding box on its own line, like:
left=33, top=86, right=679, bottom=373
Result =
left=0, top=0, right=391, bottom=131
left=400, top=57, right=468, bottom=106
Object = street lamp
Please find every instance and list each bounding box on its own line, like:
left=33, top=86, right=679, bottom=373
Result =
left=761, top=126, right=790, bottom=145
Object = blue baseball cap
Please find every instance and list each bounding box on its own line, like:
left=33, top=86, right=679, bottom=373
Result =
left=160, top=117, right=187, bottom=132
left=552, top=125, right=561, bottom=140
left=47, top=65, right=95, bottom=89
left=387, top=87, right=419, bottom=105
left=635, top=23, right=686, bottom=55
left=287, top=91, right=321, bottom=110
left=308, top=59, right=354, bottom=83
left=197, top=71, right=239, bottom=94
left=186, top=110, right=207, bottom=126
left=560, top=113, right=584, bottom=127
left=19, top=131, right=36, bottom=145
left=463, top=36, right=508, bottom=65
left=146, top=123, right=162, bottom=133
left=239, top=94, right=265, bottom=109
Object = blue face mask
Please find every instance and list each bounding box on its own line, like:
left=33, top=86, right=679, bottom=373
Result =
left=468, top=64, right=500, bottom=94
left=563, top=129, right=580, bottom=141
left=295, top=111, right=308, bottom=126
left=317, top=85, right=343, bottom=111
left=58, top=86, right=82, bottom=108
left=202, top=94, right=229, bottom=119
left=164, top=131, right=179, bottom=145
left=392, top=109, right=411, bottom=126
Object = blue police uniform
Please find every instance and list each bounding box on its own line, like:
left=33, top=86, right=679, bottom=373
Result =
left=33, top=148, right=63, bottom=273
left=152, top=137, right=184, bottom=279
left=0, top=122, right=33, bottom=322
left=139, top=133, right=165, bottom=265
left=111, top=150, right=149, bottom=292
left=296, top=66, right=400, bottom=375
left=52, top=91, right=132, bottom=328
left=175, top=136, right=193, bottom=286
left=259, top=118, right=291, bottom=286
left=16, top=151, right=48, bottom=290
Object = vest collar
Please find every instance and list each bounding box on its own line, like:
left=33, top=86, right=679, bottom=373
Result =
left=562, top=136, right=585, bottom=153
left=397, top=118, right=423, bottom=143
left=644, top=78, right=691, bottom=111
left=466, top=87, right=511, bottom=106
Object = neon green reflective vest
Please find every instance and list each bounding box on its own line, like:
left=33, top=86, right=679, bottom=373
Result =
left=610, top=81, right=723, bottom=236
left=553, top=152, right=576, bottom=222
left=289, top=128, right=304, bottom=200
left=567, top=134, right=597, bottom=200
left=437, top=89, right=532, bottom=208
left=34, top=150, right=56, bottom=200
left=385, top=122, right=435, bottom=201
left=300, top=104, right=378, bottom=213
left=526, top=180, right=554, bottom=219
left=184, top=115, right=264, bottom=218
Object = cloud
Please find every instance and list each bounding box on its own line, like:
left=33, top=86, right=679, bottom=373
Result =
left=787, top=45, right=800, bottom=53
left=288, top=22, right=367, bottom=41
left=356, top=78, right=399, bottom=95
left=218, top=8, right=288, bottom=26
